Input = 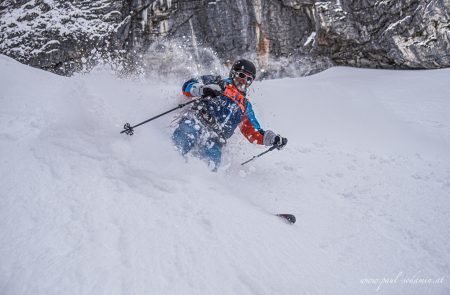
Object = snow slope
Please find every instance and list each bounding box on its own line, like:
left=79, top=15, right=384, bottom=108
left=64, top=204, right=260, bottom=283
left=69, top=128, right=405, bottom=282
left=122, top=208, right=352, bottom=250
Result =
left=1, top=55, right=449, bottom=295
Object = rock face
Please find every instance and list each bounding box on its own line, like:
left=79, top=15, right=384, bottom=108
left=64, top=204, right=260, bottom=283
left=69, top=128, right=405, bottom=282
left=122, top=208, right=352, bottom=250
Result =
left=0, top=0, right=449, bottom=77
left=313, top=0, right=450, bottom=69
left=0, top=0, right=126, bottom=74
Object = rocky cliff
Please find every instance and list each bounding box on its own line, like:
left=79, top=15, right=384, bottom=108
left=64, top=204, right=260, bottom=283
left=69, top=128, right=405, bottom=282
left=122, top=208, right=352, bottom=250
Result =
left=1, top=0, right=449, bottom=77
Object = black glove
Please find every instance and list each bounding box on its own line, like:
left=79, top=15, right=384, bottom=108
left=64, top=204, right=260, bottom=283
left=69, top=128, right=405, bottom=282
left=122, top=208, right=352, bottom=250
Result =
left=263, top=130, right=288, bottom=149
left=201, top=84, right=222, bottom=98
left=273, top=135, right=288, bottom=150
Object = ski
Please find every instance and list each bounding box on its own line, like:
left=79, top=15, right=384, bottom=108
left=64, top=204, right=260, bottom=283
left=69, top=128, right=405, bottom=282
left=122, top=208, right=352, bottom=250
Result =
left=276, top=214, right=296, bottom=224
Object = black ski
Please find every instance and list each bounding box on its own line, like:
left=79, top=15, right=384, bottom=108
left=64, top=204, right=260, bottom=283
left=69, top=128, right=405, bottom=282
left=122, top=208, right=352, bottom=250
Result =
left=276, top=214, right=296, bottom=224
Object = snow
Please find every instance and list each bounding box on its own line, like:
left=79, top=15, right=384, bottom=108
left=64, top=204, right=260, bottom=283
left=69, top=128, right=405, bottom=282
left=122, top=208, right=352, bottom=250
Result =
left=304, top=31, right=316, bottom=46
left=384, top=16, right=412, bottom=34
left=0, top=55, right=449, bottom=294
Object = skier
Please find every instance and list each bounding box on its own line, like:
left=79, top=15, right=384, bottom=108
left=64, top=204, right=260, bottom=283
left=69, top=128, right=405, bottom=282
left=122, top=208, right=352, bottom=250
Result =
left=172, top=59, right=287, bottom=170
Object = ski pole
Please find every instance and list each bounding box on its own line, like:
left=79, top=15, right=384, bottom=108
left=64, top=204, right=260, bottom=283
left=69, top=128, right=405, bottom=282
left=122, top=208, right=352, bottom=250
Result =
left=241, top=145, right=278, bottom=166
left=120, top=98, right=199, bottom=135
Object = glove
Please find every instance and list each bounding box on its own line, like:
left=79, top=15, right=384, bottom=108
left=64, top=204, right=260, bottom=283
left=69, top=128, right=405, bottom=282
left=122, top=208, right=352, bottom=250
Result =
left=273, top=135, right=288, bottom=150
left=201, top=84, right=222, bottom=98
left=263, top=130, right=288, bottom=149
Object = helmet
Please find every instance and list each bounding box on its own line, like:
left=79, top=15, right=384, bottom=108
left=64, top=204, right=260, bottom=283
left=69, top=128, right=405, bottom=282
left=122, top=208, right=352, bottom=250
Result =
left=230, top=59, right=256, bottom=79
left=230, top=59, right=256, bottom=92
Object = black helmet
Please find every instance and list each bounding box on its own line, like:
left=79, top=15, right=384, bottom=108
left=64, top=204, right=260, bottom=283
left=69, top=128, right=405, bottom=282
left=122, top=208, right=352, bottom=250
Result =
left=230, top=59, right=256, bottom=79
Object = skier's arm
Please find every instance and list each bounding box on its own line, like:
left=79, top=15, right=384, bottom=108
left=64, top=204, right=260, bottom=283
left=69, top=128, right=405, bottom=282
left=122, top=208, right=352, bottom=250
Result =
left=240, top=103, right=265, bottom=145
left=182, top=78, right=202, bottom=98
left=241, top=102, right=288, bottom=148
left=182, top=75, right=222, bottom=98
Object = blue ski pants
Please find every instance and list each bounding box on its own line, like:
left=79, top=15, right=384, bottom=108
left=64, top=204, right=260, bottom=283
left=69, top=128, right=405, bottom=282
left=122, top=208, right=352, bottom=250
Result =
left=172, top=118, right=223, bottom=170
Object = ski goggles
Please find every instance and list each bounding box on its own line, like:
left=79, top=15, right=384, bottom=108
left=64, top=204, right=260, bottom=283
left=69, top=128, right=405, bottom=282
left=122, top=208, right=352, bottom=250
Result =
left=234, top=71, right=254, bottom=85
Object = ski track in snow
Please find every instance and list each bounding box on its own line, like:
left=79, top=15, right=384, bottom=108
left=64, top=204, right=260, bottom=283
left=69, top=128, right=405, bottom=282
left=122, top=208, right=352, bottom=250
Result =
left=0, top=55, right=449, bottom=294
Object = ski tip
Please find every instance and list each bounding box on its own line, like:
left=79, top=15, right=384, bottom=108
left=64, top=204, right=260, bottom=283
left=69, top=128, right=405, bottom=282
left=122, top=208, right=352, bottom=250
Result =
left=276, top=214, right=296, bottom=224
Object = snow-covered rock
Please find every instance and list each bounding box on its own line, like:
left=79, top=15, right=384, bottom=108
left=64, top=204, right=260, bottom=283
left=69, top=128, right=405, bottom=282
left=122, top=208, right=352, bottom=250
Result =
left=0, top=0, right=127, bottom=75
left=0, top=0, right=449, bottom=76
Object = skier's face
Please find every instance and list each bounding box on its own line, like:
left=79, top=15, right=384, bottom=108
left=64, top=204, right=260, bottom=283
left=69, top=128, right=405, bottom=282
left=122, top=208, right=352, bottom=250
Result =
left=233, top=71, right=254, bottom=92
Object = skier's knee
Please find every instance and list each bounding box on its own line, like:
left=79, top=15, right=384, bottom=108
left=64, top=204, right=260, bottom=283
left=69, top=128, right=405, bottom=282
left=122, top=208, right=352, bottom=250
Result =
left=172, top=121, right=198, bottom=154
